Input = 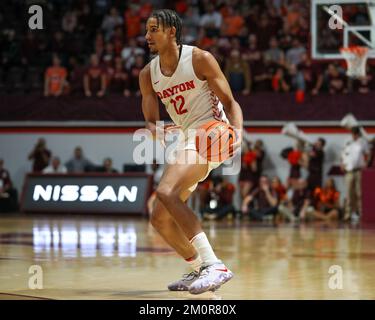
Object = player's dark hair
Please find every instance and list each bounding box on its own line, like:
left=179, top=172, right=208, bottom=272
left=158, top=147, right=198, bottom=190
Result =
left=150, top=9, right=182, bottom=45
left=351, top=126, right=361, bottom=136
left=318, top=137, right=326, bottom=147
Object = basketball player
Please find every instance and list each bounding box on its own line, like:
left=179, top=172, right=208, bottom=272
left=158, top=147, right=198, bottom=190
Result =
left=139, top=9, right=243, bottom=294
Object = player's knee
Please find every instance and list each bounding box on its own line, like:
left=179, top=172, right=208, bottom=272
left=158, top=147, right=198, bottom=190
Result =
left=155, top=185, right=178, bottom=203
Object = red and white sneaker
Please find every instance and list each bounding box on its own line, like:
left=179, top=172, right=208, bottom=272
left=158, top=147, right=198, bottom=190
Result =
left=189, top=263, right=233, bottom=295
left=168, top=271, right=199, bottom=291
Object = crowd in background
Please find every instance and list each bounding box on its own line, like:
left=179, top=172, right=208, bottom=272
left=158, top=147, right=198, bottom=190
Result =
left=191, top=128, right=375, bottom=224
left=3, top=130, right=370, bottom=224
left=1, top=130, right=374, bottom=221
left=1, top=0, right=375, bottom=221
left=1, top=0, right=375, bottom=97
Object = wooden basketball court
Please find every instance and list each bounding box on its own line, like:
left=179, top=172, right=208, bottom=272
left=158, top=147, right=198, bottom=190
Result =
left=0, top=214, right=374, bottom=300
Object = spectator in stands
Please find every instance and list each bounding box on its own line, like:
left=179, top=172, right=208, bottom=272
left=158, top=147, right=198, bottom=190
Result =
left=304, top=138, right=326, bottom=191
left=182, top=6, right=201, bottom=42
left=242, top=34, right=263, bottom=82
left=341, top=127, right=369, bottom=221
left=102, top=42, right=115, bottom=70
left=83, top=54, right=107, bottom=97
left=201, top=176, right=236, bottom=221
left=256, top=13, right=275, bottom=51
left=43, top=157, right=67, bottom=174
left=272, top=67, right=290, bottom=92
left=271, top=176, right=293, bottom=222
left=65, top=146, right=94, bottom=173
left=108, top=57, right=131, bottom=96
left=353, top=64, right=374, bottom=94
left=241, top=175, right=279, bottom=221
left=310, top=178, right=341, bottom=221
left=101, top=7, right=123, bottom=41
left=121, top=38, right=145, bottom=71
left=66, top=56, right=84, bottom=95
left=62, top=9, right=78, bottom=33
left=221, top=7, right=245, bottom=37
left=129, top=54, right=145, bottom=96
left=0, top=159, right=18, bottom=212
left=50, top=31, right=67, bottom=62
left=286, top=38, right=306, bottom=67
left=264, top=37, right=285, bottom=68
left=199, top=3, right=222, bottom=37
left=100, top=157, right=118, bottom=173
left=111, top=25, right=126, bottom=57
left=94, top=32, right=105, bottom=58
left=254, top=139, right=266, bottom=179
left=326, top=63, right=347, bottom=94
left=196, top=27, right=216, bottom=51
left=271, top=176, right=287, bottom=202
left=295, top=53, right=324, bottom=95
left=224, top=49, right=251, bottom=95
left=28, top=138, right=51, bottom=172
left=239, top=141, right=258, bottom=202
left=44, top=55, right=68, bottom=97
left=124, top=5, right=142, bottom=39
left=279, top=178, right=311, bottom=221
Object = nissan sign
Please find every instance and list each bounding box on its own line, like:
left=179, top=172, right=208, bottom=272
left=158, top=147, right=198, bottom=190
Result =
left=21, top=173, right=153, bottom=214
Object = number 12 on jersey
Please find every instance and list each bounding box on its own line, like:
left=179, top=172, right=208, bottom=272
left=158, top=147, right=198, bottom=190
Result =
left=171, top=95, right=188, bottom=115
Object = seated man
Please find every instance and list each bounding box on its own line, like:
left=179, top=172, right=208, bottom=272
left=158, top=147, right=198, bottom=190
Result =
left=201, top=176, right=236, bottom=220
left=83, top=54, right=107, bottom=97
left=241, top=175, right=279, bottom=221
left=98, top=158, right=118, bottom=173
left=0, top=159, right=18, bottom=212
left=65, top=146, right=94, bottom=173
left=43, top=157, right=67, bottom=174
left=279, top=178, right=311, bottom=221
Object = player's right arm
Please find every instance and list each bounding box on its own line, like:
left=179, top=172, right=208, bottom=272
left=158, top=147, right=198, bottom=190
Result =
left=139, top=63, right=160, bottom=136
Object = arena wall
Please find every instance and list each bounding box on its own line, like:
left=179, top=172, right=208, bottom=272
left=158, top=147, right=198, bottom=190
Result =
left=2, top=127, right=373, bottom=207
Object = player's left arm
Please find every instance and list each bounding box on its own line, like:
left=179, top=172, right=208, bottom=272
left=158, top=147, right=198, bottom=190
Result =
left=193, top=48, right=244, bottom=144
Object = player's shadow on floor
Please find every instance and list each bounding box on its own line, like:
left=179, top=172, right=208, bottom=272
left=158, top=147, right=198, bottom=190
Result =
left=111, top=289, right=222, bottom=300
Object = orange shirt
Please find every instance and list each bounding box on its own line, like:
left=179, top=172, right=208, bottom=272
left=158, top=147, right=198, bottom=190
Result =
left=288, top=150, right=302, bottom=165
left=242, top=150, right=257, bottom=166
left=275, top=184, right=287, bottom=201
left=139, top=3, right=153, bottom=21
left=223, top=16, right=244, bottom=36
left=45, top=66, right=67, bottom=93
left=125, top=12, right=141, bottom=38
left=175, top=0, right=188, bottom=15
left=196, top=37, right=215, bottom=50
left=314, top=187, right=340, bottom=209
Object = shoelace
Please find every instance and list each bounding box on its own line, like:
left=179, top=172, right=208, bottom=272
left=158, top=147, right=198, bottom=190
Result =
left=198, top=265, right=211, bottom=279
left=182, top=271, right=199, bottom=281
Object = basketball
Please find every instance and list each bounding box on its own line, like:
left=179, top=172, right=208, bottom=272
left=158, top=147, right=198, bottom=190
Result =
left=195, top=120, right=236, bottom=163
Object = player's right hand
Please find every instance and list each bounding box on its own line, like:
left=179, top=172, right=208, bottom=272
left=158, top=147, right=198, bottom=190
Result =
left=155, top=123, right=181, bottom=148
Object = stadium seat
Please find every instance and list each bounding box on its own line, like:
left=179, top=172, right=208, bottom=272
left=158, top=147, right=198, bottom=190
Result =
left=25, top=67, right=43, bottom=93
left=5, top=67, right=25, bottom=94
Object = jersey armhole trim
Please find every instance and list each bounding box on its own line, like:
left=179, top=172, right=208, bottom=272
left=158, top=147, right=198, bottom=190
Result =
left=191, top=47, right=207, bottom=85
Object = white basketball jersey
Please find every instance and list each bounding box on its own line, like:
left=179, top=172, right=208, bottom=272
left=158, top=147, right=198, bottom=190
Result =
left=150, top=45, right=228, bottom=133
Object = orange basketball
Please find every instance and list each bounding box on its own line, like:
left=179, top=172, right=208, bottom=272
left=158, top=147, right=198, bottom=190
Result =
left=195, top=120, right=236, bottom=162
